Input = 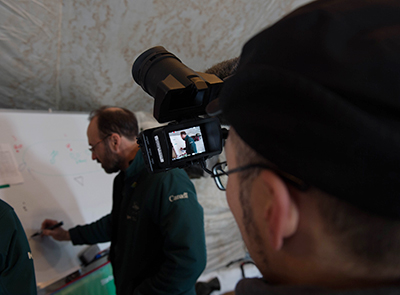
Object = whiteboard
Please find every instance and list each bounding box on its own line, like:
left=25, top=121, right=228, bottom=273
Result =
left=0, top=109, right=115, bottom=287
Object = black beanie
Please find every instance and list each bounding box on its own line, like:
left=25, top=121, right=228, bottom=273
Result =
left=219, top=0, right=400, bottom=219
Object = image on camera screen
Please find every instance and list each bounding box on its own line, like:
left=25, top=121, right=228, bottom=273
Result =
left=169, top=126, right=206, bottom=161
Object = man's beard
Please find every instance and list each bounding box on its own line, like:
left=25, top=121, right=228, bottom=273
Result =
left=239, top=177, right=269, bottom=271
left=102, top=144, right=123, bottom=174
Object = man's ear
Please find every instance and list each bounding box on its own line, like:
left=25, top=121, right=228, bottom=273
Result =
left=109, top=133, right=121, bottom=151
left=254, top=170, right=299, bottom=251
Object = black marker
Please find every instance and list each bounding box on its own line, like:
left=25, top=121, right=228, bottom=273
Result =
left=31, top=221, right=64, bottom=238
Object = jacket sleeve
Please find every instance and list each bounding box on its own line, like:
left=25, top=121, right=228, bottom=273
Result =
left=134, top=170, right=207, bottom=295
left=69, top=213, right=112, bottom=245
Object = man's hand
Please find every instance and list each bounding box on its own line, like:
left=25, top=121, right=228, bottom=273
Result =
left=41, top=219, right=71, bottom=241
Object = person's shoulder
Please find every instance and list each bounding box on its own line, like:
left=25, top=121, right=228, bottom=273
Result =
left=0, top=200, right=18, bottom=224
left=235, top=278, right=272, bottom=295
left=165, top=168, right=191, bottom=180
left=0, top=199, right=13, bottom=215
left=145, top=168, right=189, bottom=181
left=149, top=169, right=194, bottom=190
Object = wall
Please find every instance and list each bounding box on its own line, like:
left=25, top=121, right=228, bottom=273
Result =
left=0, top=0, right=312, bottom=112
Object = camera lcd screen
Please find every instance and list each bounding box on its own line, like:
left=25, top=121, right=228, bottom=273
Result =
left=168, top=126, right=206, bottom=161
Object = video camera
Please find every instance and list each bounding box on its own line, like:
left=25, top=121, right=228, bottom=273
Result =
left=132, top=46, right=226, bottom=173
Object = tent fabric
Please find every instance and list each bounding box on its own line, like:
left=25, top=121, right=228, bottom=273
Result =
left=0, top=0, right=311, bottom=112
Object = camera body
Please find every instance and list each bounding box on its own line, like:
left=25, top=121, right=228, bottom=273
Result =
left=132, top=46, right=225, bottom=173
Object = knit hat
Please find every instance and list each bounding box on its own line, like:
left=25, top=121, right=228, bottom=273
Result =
left=217, top=0, right=400, bottom=219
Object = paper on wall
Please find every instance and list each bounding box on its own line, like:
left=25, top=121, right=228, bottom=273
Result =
left=0, top=144, right=24, bottom=186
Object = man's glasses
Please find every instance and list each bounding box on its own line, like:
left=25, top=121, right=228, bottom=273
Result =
left=89, top=134, right=111, bottom=153
left=211, top=161, right=309, bottom=191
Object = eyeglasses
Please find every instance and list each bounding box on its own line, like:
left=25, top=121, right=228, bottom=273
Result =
left=89, top=134, right=111, bottom=153
left=211, top=161, right=309, bottom=191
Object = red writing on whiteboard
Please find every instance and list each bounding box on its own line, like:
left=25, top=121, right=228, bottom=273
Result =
left=14, top=144, right=23, bottom=153
left=66, top=144, right=73, bottom=151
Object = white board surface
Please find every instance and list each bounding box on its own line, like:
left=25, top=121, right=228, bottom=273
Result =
left=0, top=109, right=114, bottom=287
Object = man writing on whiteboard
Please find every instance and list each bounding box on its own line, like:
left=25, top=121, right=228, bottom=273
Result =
left=180, top=131, right=197, bottom=156
left=41, top=106, right=206, bottom=295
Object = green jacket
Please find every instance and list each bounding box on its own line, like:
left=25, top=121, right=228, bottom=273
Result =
left=70, top=150, right=206, bottom=294
left=0, top=200, right=37, bottom=295
left=185, top=136, right=197, bottom=155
